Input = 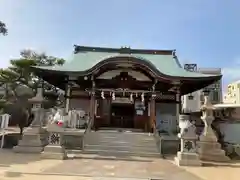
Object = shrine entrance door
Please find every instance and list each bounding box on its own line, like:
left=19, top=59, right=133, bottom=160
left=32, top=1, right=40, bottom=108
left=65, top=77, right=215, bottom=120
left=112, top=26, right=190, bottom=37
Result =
left=110, top=102, right=135, bottom=128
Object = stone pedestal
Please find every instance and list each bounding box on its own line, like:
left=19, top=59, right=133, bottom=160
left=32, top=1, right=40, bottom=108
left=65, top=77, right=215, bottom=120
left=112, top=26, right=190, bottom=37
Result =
left=13, top=127, right=46, bottom=153
left=175, top=114, right=202, bottom=166
left=41, top=142, right=66, bottom=160
left=198, top=94, right=230, bottom=162
left=175, top=151, right=201, bottom=166
left=198, top=140, right=229, bottom=162
left=41, top=123, right=66, bottom=160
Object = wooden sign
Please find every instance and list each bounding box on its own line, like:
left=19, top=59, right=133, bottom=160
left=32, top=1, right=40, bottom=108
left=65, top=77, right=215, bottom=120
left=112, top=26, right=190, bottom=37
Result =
left=156, top=93, right=176, bottom=101
left=71, top=90, right=88, bottom=96
left=112, top=97, right=133, bottom=104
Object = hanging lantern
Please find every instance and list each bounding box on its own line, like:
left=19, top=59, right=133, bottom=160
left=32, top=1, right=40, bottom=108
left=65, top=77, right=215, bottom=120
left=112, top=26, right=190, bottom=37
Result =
left=101, top=91, right=105, bottom=99
left=130, top=93, right=133, bottom=102
left=141, top=93, right=144, bottom=102
left=188, top=94, right=194, bottom=100
left=112, top=92, right=115, bottom=101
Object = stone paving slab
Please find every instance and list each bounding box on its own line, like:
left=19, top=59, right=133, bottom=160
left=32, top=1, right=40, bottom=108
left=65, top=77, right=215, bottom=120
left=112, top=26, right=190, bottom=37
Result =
left=175, top=161, right=240, bottom=180
left=2, top=150, right=240, bottom=180
left=2, top=174, right=148, bottom=180
left=43, top=154, right=202, bottom=180
left=0, top=150, right=202, bottom=180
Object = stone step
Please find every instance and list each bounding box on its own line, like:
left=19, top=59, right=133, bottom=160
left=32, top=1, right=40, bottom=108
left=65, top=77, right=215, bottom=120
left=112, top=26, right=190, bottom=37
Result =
left=84, top=144, right=159, bottom=153
left=94, top=129, right=149, bottom=133
left=89, top=132, right=153, bottom=137
left=90, top=131, right=153, bottom=135
left=90, top=132, right=154, bottom=138
left=82, top=131, right=160, bottom=158
left=85, top=139, right=157, bottom=144
left=84, top=140, right=157, bottom=148
left=85, top=132, right=157, bottom=149
left=85, top=142, right=157, bottom=148
left=85, top=134, right=155, bottom=141
left=81, top=149, right=161, bottom=157
left=86, top=135, right=154, bottom=139
left=85, top=138, right=156, bottom=144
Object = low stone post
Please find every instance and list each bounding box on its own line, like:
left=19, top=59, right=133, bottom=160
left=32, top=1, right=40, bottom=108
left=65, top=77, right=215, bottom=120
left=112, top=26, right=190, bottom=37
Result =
left=14, top=87, right=47, bottom=153
left=41, top=123, right=66, bottom=159
left=175, top=114, right=202, bottom=166
left=198, top=92, right=229, bottom=162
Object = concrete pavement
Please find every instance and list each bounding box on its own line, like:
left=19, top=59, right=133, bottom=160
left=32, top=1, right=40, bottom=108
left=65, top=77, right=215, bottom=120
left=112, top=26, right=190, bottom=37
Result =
left=0, top=149, right=239, bottom=180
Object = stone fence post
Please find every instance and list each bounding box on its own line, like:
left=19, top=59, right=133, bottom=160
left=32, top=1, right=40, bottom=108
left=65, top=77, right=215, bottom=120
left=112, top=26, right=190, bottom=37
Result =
left=41, top=123, right=66, bottom=159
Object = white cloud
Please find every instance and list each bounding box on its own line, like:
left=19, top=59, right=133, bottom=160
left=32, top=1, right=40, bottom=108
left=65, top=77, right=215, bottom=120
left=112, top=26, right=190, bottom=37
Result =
left=221, top=57, right=240, bottom=92
left=222, top=67, right=240, bottom=81
left=222, top=57, right=240, bottom=81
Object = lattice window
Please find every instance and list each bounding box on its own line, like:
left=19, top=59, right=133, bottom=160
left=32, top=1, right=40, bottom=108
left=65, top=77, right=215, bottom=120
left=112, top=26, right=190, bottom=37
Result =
left=48, top=133, right=61, bottom=145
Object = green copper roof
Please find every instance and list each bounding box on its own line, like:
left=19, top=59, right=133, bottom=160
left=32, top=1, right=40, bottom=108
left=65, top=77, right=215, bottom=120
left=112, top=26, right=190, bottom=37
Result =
left=32, top=51, right=218, bottom=78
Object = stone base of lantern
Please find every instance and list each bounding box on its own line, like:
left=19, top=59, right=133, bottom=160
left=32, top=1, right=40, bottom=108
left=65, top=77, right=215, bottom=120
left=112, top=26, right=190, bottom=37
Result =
left=198, top=138, right=230, bottom=162
left=41, top=145, right=66, bottom=160
left=13, top=127, right=46, bottom=153
left=175, top=151, right=202, bottom=166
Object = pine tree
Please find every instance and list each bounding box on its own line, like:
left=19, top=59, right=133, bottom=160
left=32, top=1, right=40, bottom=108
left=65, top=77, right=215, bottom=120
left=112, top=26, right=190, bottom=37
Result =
left=0, top=21, right=7, bottom=35
left=0, top=50, right=65, bottom=135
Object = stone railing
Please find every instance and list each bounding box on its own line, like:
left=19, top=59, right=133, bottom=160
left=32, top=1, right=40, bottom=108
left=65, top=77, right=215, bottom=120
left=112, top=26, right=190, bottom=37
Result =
left=217, top=121, right=240, bottom=159
left=41, top=110, right=90, bottom=159
left=223, top=143, right=240, bottom=158
left=66, top=110, right=88, bottom=129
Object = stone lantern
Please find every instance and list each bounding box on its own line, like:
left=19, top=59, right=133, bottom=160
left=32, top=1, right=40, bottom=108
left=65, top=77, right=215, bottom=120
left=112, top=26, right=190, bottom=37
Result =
left=29, top=88, right=44, bottom=109
left=28, top=87, right=47, bottom=127
left=197, top=89, right=229, bottom=162
left=14, top=87, right=48, bottom=153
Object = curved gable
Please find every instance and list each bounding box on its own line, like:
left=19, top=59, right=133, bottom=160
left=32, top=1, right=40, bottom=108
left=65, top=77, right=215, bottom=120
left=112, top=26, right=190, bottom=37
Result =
left=97, top=69, right=152, bottom=81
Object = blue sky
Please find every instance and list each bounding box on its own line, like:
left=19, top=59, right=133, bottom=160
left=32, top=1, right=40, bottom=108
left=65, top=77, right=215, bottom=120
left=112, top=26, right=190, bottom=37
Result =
left=0, top=0, right=240, bottom=90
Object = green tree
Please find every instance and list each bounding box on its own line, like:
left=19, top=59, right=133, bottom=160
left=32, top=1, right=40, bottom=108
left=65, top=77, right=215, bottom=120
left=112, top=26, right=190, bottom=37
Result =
left=0, top=21, right=7, bottom=35
left=0, top=50, right=65, bottom=99
left=0, top=50, right=65, bottom=135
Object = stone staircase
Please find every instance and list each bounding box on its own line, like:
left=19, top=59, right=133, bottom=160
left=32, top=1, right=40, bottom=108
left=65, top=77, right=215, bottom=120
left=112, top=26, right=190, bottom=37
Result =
left=81, top=129, right=161, bottom=157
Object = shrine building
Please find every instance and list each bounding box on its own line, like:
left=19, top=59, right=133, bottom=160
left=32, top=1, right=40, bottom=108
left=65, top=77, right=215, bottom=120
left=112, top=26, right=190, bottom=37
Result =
left=31, top=45, right=222, bottom=132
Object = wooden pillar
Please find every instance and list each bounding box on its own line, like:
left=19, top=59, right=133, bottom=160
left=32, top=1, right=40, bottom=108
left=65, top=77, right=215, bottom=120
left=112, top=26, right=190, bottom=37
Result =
left=90, top=92, right=95, bottom=128
left=176, top=89, right=180, bottom=125
left=65, top=83, right=71, bottom=113
left=90, top=79, right=96, bottom=129
left=149, top=94, right=156, bottom=132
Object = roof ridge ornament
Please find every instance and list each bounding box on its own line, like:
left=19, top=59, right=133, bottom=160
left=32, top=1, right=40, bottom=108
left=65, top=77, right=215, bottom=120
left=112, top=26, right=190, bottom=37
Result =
left=172, top=49, right=176, bottom=57
left=120, top=46, right=131, bottom=54
left=73, top=45, right=80, bottom=54
left=184, top=63, right=197, bottom=72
